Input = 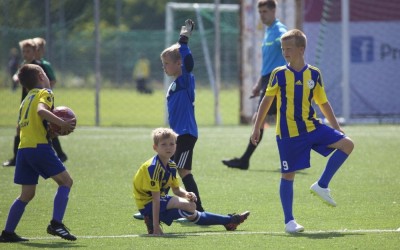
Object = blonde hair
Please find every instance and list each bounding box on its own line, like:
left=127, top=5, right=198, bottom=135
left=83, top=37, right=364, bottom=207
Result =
left=281, top=29, right=307, bottom=49
left=152, top=127, right=178, bottom=145
left=160, top=43, right=181, bottom=62
left=32, top=37, right=46, bottom=50
left=19, top=39, right=37, bottom=50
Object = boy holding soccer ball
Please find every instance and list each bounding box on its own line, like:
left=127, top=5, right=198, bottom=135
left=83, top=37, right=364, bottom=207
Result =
left=250, top=29, right=354, bottom=233
left=133, top=127, right=250, bottom=235
left=0, top=64, right=76, bottom=242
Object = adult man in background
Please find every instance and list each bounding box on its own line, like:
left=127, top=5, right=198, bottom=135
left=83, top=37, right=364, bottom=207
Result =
left=222, top=0, right=287, bottom=170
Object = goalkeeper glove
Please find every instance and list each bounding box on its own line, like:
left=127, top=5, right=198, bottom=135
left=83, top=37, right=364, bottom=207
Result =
left=180, top=19, right=195, bottom=38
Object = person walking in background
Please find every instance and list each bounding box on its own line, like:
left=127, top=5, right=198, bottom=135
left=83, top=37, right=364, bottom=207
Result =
left=222, top=0, right=287, bottom=170
left=251, top=29, right=354, bottom=233
left=0, top=64, right=76, bottom=242
left=133, top=127, right=250, bottom=235
left=7, top=48, right=20, bottom=91
left=3, top=38, right=68, bottom=167
left=3, top=39, right=52, bottom=167
left=133, top=54, right=152, bottom=94
left=32, top=37, right=57, bottom=88
left=33, top=37, right=68, bottom=163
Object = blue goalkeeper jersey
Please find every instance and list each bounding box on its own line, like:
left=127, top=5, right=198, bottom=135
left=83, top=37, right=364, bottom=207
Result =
left=261, top=19, right=287, bottom=77
left=166, top=42, right=198, bottom=137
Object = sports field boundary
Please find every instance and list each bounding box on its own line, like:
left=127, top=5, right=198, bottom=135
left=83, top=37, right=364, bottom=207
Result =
left=27, top=228, right=400, bottom=240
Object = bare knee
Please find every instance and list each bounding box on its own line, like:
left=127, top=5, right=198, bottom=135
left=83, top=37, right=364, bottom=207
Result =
left=55, top=175, right=73, bottom=188
left=19, top=188, right=36, bottom=203
left=52, top=171, right=73, bottom=188
left=342, top=137, right=354, bottom=155
left=282, top=172, right=295, bottom=181
left=62, top=177, right=73, bottom=188
left=189, top=201, right=196, bottom=212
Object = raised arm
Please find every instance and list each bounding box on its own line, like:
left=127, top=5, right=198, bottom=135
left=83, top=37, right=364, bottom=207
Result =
left=179, top=19, right=195, bottom=73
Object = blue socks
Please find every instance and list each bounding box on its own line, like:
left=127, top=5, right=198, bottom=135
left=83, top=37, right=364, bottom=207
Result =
left=5, top=199, right=28, bottom=233
left=193, top=211, right=231, bottom=225
left=280, top=178, right=294, bottom=224
left=4, top=186, right=70, bottom=233
left=53, top=186, right=70, bottom=223
left=318, top=150, right=348, bottom=188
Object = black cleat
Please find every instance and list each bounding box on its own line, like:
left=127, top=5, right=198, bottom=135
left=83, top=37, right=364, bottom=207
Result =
left=144, top=216, right=154, bottom=234
left=47, top=220, right=76, bottom=241
left=222, top=158, right=249, bottom=170
left=0, top=230, right=29, bottom=242
left=2, top=159, right=16, bottom=167
left=224, top=211, right=250, bottom=231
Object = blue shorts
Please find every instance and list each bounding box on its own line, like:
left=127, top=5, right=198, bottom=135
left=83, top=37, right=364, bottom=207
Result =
left=139, top=195, right=190, bottom=226
left=15, top=144, right=66, bottom=185
left=277, top=125, right=345, bottom=173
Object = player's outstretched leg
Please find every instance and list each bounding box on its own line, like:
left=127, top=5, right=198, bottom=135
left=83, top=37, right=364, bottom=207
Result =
left=224, top=211, right=251, bottom=231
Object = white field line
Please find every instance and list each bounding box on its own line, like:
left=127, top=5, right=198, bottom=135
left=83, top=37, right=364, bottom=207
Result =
left=28, top=228, right=400, bottom=240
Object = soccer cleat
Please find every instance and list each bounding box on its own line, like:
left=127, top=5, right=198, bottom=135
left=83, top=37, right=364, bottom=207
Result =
left=285, top=220, right=304, bottom=233
left=0, top=230, right=29, bottom=242
left=133, top=212, right=144, bottom=220
left=144, top=216, right=154, bottom=234
left=2, top=158, right=16, bottom=167
left=47, top=220, right=77, bottom=241
left=221, top=158, right=249, bottom=170
left=310, top=182, right=337, bottom=207
left=224, top=211, right=250, bottom=231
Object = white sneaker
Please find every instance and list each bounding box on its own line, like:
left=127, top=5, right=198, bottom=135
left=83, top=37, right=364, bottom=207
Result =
left=285, top=220, right=304, bottom=233
left=310, top=182, right=337, bottom=207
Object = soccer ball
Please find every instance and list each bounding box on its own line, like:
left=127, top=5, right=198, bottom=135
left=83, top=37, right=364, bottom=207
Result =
left=49, top=106, right=77, bottom=136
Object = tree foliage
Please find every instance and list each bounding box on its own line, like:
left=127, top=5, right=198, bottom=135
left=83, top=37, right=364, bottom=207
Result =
left=1, top=0, right=239, bottom=31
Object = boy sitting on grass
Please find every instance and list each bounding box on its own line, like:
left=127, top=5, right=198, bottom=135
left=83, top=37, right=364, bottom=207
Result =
left=133, top=127, right=250, bottom=235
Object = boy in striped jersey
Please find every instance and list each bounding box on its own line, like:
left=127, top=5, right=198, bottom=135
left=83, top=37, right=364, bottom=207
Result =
left=251, top=29, right=354, bottom=233
left=133, top=128, right=249, bottom=235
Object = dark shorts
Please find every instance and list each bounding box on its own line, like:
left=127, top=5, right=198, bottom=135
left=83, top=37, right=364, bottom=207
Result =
left=139, top=195, right=192, bottom=226
left=276, top=125, right=345, bottom=173
left=173, top=134, right=197, bottom=170
left=259, top=74, right=276, bottom=115
left=15, top=144, right=66, bottom=185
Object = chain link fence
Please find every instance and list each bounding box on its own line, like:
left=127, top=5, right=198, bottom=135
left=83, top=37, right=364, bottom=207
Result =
left=0, top=0, right=241, bottom=127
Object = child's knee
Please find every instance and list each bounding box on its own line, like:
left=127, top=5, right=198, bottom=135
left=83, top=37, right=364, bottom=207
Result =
left=343, top=137, right=354, bottom=154
left=20, top=192, right=35, bottom=202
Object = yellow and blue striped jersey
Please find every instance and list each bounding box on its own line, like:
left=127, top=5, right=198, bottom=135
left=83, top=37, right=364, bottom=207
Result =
left=133, top=155, right=179, bottom=210
left=18, top=88, right=54, bottom=148
left=266, top=64, right=328, bottom=138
